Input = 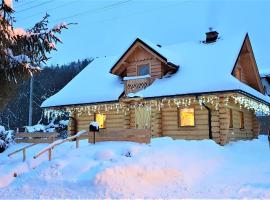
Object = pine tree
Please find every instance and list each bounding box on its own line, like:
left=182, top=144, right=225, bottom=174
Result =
left=0, top=0, right=71, bottom=110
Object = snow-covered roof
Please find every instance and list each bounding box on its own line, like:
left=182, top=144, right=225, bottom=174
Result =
left=41, top=56, right=123, bottom=107
left=260, top=69, right=270, bottom=78
left=41, top=33, right=270, bottom=108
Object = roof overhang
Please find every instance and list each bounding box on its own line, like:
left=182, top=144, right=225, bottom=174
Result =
left=42, top=89, right=270, bottom=110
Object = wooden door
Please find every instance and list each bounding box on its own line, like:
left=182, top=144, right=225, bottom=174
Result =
left=135, top=106, right=151, bottom=129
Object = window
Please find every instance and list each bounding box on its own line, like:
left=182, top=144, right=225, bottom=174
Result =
left=235, top=68, right=242, bottom=80
left=138, top=65, right=150, bottom=76
left=239, top=111, right=244, bottom=129
left=95, top=113, right=106, bottom=129
left=229, top=109, right=233, bottom=128
left=179, top=108, right=195, bottom=127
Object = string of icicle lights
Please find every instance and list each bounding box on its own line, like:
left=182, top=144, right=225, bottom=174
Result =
left=44, top=94, right=270, bottom=120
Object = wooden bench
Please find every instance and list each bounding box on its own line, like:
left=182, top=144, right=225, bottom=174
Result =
left=15, top=132, right=58, bottom=143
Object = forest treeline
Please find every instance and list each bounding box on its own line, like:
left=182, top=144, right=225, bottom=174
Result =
left=0, top=58, right=92, bottom=130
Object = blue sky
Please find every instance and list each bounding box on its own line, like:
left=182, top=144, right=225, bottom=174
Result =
left=13, top=0, right=270, bottom=72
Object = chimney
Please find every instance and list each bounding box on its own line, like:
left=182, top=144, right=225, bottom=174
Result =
left=205, top=28, right=219, bottom=43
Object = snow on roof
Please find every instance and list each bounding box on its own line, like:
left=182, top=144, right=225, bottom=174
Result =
left=41, top=56, right=123, bottom=108
left=260, top=68, right=270, bottom=78
left=135, top=33, right=270, bottom=104
left=42, top=33, right=270, bottom=108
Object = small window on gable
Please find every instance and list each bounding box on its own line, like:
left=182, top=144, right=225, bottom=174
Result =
left=138, top=65, right=150, bottom=76
left=95, top=113, right=106, bottom=129
left=229, top=109, right=233, bottom=128
left=235, top=68, right=242, bottom=80
left=239, top=111, right=244, bottom=129
left=179, top=108, right=195, bottom=127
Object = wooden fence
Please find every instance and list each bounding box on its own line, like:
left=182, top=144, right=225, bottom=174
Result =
left=84, top=129, right=151, bottom=144
left=8, top=143, right=38, bottom=161
left=33, top=130, right=86, bottom=161
left=15, top=132, right=58, bottom=143
left=14, top=129, right=151, bottom=144
left=9, top=129, right=151, bottom=162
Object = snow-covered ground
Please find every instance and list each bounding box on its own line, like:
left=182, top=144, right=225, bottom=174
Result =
left=0, top=136, right=270, bottom=198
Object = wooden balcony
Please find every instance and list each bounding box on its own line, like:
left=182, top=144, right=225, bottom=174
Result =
left=124, top=75, right=154, bottom=95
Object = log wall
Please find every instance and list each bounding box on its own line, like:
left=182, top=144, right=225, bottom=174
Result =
left=220, top=100, right=259, bottom=144
left=160, top=103, right=210, bottom=140
left=76, top=111, right=126, bottom=131
left=72, top=95, right=260, bottom=145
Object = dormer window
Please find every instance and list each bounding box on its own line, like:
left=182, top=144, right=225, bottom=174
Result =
left=138, top=65, right=150, bottom=76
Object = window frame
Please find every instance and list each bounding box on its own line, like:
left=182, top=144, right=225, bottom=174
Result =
left=137, top=64, right=151, bottom=76
left=239, top=111, right=244, bottom=129
left=178, top=107, right=196, bottom=127
left=94, top=113, right=107, bottom=129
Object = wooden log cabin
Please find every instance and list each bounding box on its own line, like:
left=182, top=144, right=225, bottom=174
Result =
left=42, top=31, right=270, bottom=145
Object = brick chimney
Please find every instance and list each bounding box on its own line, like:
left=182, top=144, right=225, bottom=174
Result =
left=205, top=28, right=219, bottom=43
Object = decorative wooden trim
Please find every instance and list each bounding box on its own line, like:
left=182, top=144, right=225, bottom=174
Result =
left=124, top=76, right=154, bottom=94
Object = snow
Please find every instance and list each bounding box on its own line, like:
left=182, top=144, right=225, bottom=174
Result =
left=0, top=136, right=270, bottom=198
left=123, top=74, right=151, bottom=81
left=135, top=33, right=270, bottom=103
left=4, top=0, right=12, bottom=8
left=49, top=42, right=56, bottom=50
left=41, top=56, right=123, bottom=107
left=53, top=22, right=68, bottom=31
left=262, top=78, right=270, bottom=96
left=90, top=121, right=99, bottom=129
left=0, top=126, right=5, bottom=134
left=13, top=28, right=27, bottom=37
left=25, top=124, right=45, bottom=133
left=59, top=120, right=69, bottom=126
left=0, top=139, right=5, bottom=148
left=260, top=68, right=270, bottom=77
left=41, top=33, right=270, bottom=108
left=127, top=92, right=143, bottom=98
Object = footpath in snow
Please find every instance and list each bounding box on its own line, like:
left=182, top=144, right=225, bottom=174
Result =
left=0, top=136, right=270, bottom=198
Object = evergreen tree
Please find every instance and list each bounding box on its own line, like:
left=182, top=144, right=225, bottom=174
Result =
left=0, top=0, right=71, bottom=110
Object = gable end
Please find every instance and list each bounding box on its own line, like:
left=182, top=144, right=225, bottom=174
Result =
left=232, top=34, right=265, bottom=94
left=110, top=38, right=178, bottom=77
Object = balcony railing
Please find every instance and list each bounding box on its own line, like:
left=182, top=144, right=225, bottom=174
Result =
left=124, top=75, right=154, bottom=95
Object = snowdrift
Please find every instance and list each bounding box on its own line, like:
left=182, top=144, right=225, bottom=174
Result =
left=0, top=136, right=270, bottom=198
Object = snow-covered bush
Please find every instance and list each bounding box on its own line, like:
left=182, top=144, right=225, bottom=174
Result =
left=24, top=119, right=69, bottom=139
left=56, top=120, right=69, bottom=139
left=0, top=126, right=15, bottom=153
left=25, top=124, right=46, bottom=133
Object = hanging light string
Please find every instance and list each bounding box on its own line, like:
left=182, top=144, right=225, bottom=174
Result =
left=43, top=94, right=270, bottom=120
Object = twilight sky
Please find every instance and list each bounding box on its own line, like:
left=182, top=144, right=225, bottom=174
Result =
left=13, top=0, right=270, bottom=73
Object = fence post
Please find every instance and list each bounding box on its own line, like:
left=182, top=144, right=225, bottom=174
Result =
left=76, top=138, right=79, bottom=149
left=88, top=131, right=91, bottom=143
left=23, top=148, right=26, bottom=162
left=48, top=149, right=52, bottom=161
